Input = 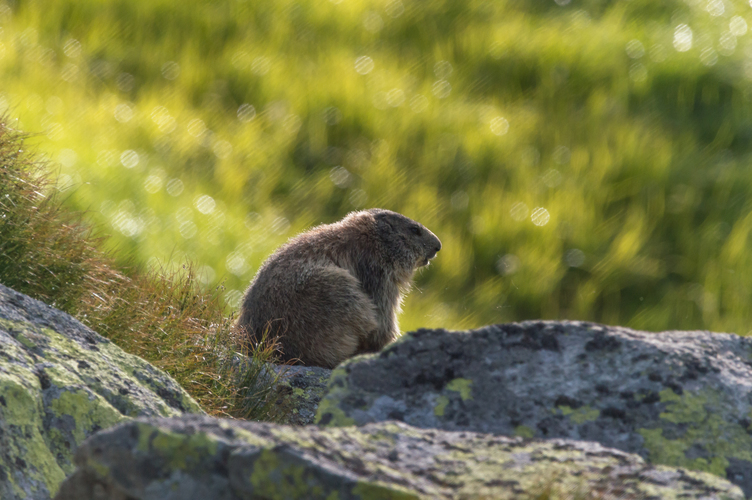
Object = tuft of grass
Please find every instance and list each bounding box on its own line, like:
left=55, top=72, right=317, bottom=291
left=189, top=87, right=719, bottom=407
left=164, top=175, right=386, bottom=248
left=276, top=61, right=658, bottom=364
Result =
left=0, top=118, right=282, bottom=420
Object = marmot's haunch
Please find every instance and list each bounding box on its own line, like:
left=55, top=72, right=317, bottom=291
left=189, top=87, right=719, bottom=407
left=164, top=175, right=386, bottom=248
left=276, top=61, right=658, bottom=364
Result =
left=237, top=209, right=441, bottom=368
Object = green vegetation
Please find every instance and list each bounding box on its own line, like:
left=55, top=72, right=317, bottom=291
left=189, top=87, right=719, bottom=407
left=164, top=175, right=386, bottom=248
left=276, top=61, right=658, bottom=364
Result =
left=2, top=0, right=752, bottom=338
left=0, top=123, right=280, bottom=419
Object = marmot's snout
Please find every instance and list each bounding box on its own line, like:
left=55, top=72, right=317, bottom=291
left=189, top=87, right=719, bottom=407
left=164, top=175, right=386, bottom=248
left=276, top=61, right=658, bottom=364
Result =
left=421, top=230, right=442, bottom=266
left=427, top=235, right=441, bottom=259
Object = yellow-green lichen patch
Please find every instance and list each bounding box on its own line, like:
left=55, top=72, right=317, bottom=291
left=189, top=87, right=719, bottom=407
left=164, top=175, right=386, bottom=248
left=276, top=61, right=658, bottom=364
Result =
left=315, top=368, right=356, bottom=426
left=514, top=425, right=535, bottom=438
left=434, top=395, right=449, bottom=417
left=446, top=378, right=473, bottom=401
left=216, top=421, right=272, bottom=448
left=135, top=422, right=221, bottom=471
left=34, top=323, right=202, bottom=417
left=247, top=448, right=328, bottom=499
left=0, top=373, right=66, bottom=497
left=15, top=332, right=38, bottom=350
left=0, top=371, right=40, bottom=425
left=352, top=480, right=420, bottom=500
left=432, top=379, right=473, bottom=417
left=638, top=387, right=752, bottom=478
left=557, top=405, right=600, bottom=424
left=49, top=389, right=124, bottom=445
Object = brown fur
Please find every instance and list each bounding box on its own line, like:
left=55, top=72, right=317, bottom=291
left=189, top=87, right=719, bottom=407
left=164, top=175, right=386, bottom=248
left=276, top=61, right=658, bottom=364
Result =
left=236, top=209, right=441, bottom=368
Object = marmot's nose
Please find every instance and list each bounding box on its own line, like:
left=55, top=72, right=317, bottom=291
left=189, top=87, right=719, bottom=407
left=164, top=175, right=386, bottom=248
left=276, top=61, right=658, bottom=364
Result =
left=427, top=240, right=441, bottom=260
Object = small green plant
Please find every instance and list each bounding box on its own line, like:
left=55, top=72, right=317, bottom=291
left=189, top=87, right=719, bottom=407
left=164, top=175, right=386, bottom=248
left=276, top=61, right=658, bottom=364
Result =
left=0, top=118, right=282, bottom=420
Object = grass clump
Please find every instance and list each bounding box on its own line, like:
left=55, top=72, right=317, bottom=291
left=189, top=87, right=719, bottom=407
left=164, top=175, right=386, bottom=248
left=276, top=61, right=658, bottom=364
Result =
left=0, top=118, right=281, bottom=420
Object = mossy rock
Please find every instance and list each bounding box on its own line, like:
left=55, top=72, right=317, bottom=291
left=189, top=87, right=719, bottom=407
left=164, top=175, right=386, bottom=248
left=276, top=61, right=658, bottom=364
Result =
left=316, top=321, right=752, bottom=496
left=0, top=284, right=203, bottom=500
left=56, top=414, right=743, bottom=499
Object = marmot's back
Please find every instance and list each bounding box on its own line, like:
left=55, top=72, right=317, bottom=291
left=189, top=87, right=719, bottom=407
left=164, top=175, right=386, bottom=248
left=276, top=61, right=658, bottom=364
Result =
left=237, top=208, right=441, bottom=369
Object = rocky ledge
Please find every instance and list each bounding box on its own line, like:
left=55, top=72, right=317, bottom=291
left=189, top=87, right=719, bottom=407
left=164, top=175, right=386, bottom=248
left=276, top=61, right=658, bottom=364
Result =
left=55, top=414, right=743, bottom=500
left=316, top=321, right=752, bottom=496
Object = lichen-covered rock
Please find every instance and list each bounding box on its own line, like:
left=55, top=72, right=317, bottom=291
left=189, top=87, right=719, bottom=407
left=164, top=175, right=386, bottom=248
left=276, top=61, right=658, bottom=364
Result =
left=55, top=414, right=743, bottom=500
left=271, top=364, right=331, bottom=425
left=0, top=284, right=203, bottom=500
left=315, top=321, right=752, bottom=495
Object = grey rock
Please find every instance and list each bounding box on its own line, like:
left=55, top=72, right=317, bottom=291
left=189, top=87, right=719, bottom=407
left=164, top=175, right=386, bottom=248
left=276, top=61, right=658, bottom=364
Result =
left=55, top=414, right=743, bottom=499
left=0, top=283, right=203, bottom=500
left=271, top=364, right=331, bottom=425
left=315, top=321, right=752, bottom=495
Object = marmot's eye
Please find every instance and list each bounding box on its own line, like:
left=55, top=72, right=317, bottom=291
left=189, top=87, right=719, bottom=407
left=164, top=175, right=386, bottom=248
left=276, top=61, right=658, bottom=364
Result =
left=410, top=225, right=422, bottom=236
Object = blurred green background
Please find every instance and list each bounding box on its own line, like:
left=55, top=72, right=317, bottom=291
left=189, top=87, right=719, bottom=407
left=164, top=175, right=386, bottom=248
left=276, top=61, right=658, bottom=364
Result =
left=3, top=0, right=752, bottom=334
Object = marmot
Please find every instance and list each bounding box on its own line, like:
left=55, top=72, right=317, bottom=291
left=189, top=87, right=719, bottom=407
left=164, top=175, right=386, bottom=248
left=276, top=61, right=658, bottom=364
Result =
left=236, top=208, right=441, bottom=369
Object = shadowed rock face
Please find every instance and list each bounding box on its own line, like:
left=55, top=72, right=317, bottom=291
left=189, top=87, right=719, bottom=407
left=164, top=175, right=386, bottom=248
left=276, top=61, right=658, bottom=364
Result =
left=270, top=365, right=332, bottom=425
left=0, top=284, right=203, bottom=500
left=315, top=321, right=752, bottom=496
left=55, top=414, right=743, bottom=500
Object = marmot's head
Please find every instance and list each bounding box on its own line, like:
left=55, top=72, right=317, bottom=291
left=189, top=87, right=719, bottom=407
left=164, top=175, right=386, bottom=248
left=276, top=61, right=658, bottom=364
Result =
left=367, top=208, right=441, bottom=274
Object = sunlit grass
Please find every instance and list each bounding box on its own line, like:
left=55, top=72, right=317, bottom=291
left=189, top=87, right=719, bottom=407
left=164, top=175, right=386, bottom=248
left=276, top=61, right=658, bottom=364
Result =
left=0, top=121, right=282, bottom=419
left=2, top=0, right=752, bottom=338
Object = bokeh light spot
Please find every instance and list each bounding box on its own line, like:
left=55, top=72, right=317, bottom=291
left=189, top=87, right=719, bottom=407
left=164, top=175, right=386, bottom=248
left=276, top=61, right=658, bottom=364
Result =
left=565, top=249, right=586, bottom=267
left=731, top=16, right=748, bottom=36
left=116, top=73, right=134, bottom=92
left=700, top=47, right=718, bottom=67
left=363, top=11, right=384, bottom=32
left=497, top=254, right=520, bottom=275
left=187, top=118, right=207, bottom=137
left=252, top=57, right=271, bottom=75
left=386, top=88, right=405, bottom=107
left=432, top=80, right=451, bottom=98
left=213, top=140, right=233, bottom=159
left=144, top=175, right=163, bottom=194
left=349, top=189, right=367, bottom=207
left=166, top=178, right=184, bottom=196
left=114, top=103, right=133, bottom=123
left=120, top=150, right=139, bottom=169
left=490, top=116, right=509, bottom=136
left=510, top=202, right=529, bottom=222
left=225, top=290, right=243, bottom=309
left=161, top=61, right=180, bottom=80
left=63, top=38, right=81, bottom=58
left=434, top=60, right=453, bottom=79
left=409, top=94, right=428, bottom=112
left=542, top=169, right=562, bottom=188
left=58, top=149, right=78, bottom=168
left=179, top=220, right=198, bottom=239
left=673, top=24, right=693, bottom=52
left=625, top=40, right=645, bottom=59
left=323, top=106, right=342, bottom=125
left=385, top=0, right=405, bottom=18
left=706, top=0, right=724, bottom=16
left=531, top=207, right=550, bottom=226
left=238, top=104, right=256, bottom=122
left=271, top=217, right=290, bottom=234
left=195, top=194, right=216, bottom=214
left=355, top=56, right=374, bottom=75
left=330, top=166, right=351, bottom=187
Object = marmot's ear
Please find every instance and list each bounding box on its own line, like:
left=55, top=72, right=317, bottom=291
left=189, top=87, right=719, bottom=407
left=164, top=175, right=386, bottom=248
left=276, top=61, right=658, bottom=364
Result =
left=374, top=211, right=395, bottom=231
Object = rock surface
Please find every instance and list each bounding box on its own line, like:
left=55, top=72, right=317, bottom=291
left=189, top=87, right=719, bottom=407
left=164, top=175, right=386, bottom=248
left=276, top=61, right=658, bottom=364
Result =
left=271, top=364, right=331, bottom=425
left=56, top=414, right=743, bottom=500
left=0, top=283, right=203, bottom=500
left=316, top=321, right=752, bottom=495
